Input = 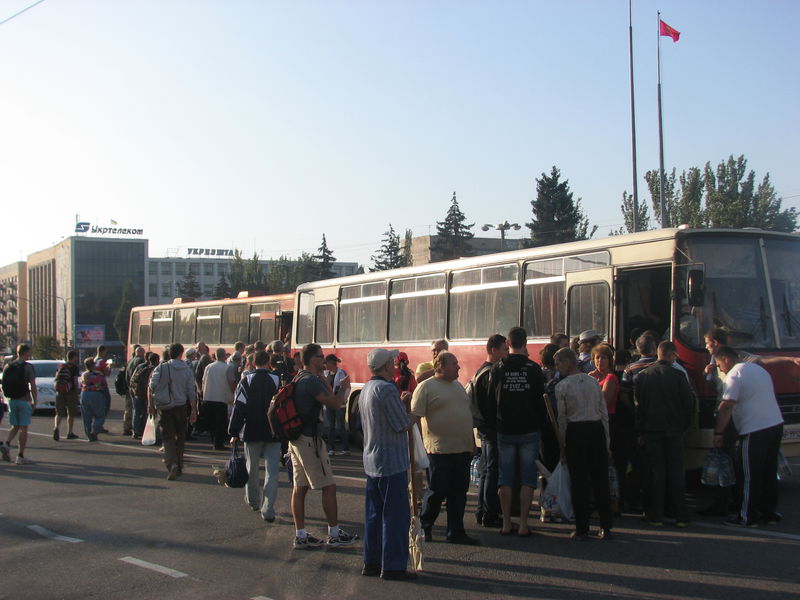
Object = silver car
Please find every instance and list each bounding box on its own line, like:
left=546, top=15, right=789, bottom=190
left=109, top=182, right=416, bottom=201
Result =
left=0, top=359, right=63, bottom=412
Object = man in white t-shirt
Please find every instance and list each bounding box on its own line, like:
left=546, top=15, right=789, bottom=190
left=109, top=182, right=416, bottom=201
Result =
left=202, top=348, right=236, bottom=451
left=713, top=345, right=784, bottom=527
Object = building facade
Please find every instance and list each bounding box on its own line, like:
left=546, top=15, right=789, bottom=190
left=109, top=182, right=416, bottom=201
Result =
left=408, top=235, right=525, bottom=266
left=0, top=262, right=28, bottom=352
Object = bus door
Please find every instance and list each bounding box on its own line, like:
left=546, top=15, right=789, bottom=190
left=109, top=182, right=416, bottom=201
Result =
left=277, top=311, right=293, bottom=345
left=565, top=268, right=614, bottom=346
left=615, top=264, right=673, bottom=349
left=255, top=311, right=277, bottom=343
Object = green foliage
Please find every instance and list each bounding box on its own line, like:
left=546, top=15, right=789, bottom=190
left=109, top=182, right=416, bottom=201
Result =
left=177, top=269, right=201, bottom=298
left=113, top=280, right=137, bottom=344
left=229, top=249, right=246, bottom=294
left=265, top=254, right=319, bottom=293
left=33, top=335, right=62, bottom=360
left=244, top=252, right=267, bottom=292
left=313, top=234, right=337, bottom=280
left=402, top=229, right=413, bottom=267
left=527, top=166, right=596, bottom=246
left=372, top=224, right=404, bottom=271
left=612, top=190, right=651, bottom=235
left=432, top=192, right=474, bottom=261
left=212, top=272, right=232, bottom=299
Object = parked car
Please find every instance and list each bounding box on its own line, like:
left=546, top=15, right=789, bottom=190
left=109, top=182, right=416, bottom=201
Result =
left=0, top=359, right=63, bottom=412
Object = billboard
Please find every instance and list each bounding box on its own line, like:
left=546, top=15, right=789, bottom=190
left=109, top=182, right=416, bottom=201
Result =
left=75, top=324, right=105, bottom=347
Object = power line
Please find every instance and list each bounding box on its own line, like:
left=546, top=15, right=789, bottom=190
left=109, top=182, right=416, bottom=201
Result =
left=0, top=0, right=46, bottom=27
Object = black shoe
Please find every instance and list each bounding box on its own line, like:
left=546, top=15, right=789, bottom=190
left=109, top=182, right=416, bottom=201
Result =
left=88, top=433, right=98, bottom=442
left=482, top=516, right=502, bottom=528
left=66, top=433, right=79, bottom=440
left=381, top=570, right=418, bottom=581
left=597, top=528, right=612, bottom=540
left=761, top=512, right=782, bottom=525
left=725, top=516, right=758, bottom=528
left=570, top=531, right=590, bottom=541
left=362, top=564, right=381, bottom=577
left=447, top=534, right=481, bottom=546
left=98, top=428, right=110, bottom=434
left=423, top=527, right=432, bottom=543
left=53, top=428, right=60, bottom=441
left=123, top=429, right=132, bottom=436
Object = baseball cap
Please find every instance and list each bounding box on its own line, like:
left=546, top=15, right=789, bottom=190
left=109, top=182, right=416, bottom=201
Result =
left=579, top=330, right=602, bottom=343
left=367, top=348, right=399, bottom=371
left=396, top=351, right=409, bottom=364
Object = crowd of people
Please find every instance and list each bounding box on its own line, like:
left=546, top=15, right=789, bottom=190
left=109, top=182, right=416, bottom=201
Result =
left=0, top=322, right=790, bottom=580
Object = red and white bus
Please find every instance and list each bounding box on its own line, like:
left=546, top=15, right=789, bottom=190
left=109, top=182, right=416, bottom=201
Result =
left=127, top=292, right=294, bottom=357
left=292, top=227, right=800, bottom=464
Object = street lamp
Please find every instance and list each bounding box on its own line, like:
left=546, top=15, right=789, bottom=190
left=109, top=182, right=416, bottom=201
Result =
left=481, top=221, right=521, bottom=252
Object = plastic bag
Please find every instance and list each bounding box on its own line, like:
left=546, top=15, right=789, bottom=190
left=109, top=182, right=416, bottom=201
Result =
left=411, top=425, right=429, bottom=472
left=541, top=463, right=574, bottom=521
left=701, top=449, right=735, bottom=487
left=141, top=416, right=157, bottom=446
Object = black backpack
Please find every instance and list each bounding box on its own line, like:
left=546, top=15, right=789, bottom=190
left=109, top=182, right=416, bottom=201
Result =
left=2, top=361, right=29, bottom=399
left=114, top=369, right=128, bottom=395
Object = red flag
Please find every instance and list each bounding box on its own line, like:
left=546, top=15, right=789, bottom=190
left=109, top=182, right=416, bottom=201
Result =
left=659, top=19, right=680, bottom=42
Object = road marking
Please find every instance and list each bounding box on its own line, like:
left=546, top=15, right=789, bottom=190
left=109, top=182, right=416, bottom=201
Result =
left=27, top=524, right=84, bottom=543
left=695, top=521, right=800, bottom=542
left=119, top=556, right=188, bottom=578
left=251, top=596, right=275, bottom=600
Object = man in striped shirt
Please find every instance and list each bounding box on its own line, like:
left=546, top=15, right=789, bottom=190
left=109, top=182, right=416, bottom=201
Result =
left=360, top=348, right=416, bottom=581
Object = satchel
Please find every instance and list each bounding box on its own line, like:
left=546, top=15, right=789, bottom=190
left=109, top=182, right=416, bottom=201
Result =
left=224, top=440, right=249, bottom=488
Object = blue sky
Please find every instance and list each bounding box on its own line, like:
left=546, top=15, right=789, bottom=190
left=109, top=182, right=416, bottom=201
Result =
left=1, top=0, right=798, bottom=267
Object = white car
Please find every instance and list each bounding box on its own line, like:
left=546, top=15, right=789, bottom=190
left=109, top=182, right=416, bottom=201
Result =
left=0, top=359, right=63, bottom=412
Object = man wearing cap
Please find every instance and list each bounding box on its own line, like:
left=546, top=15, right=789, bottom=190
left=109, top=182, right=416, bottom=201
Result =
left=323, top=354, right=351, bottom=456
left=202, top=348, right=236, bottom=450
left=289, top=343, right=357, bottom=550
left=411, top=351, right=479, bottom=545
left=577, top=330, right=602, bottom=374
left=360, top=348, right=416, bottom=581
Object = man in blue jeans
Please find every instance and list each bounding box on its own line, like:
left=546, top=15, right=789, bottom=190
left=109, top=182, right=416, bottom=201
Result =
left=360, top=348, right=416, bottom=581
left=488, top=327, right=546, bottom=537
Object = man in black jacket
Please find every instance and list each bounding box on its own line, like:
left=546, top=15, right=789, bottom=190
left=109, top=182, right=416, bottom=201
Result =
left=633, top=341, right=694, bottom=527
left=229, top=350, right=280, bottom=522
left=487, top=327, right=546, bottom=537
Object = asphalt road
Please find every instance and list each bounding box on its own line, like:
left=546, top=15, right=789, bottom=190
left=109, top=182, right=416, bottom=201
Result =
left=2, top=393, right=800, bottom=600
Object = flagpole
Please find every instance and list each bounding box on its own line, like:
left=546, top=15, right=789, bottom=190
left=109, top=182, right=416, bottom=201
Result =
left=657, top=11, right=667, bottom=228
left=628, top=0, right=639, bottom=232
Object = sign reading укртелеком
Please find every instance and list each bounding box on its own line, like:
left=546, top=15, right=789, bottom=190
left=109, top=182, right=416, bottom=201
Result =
left=75, top=222, right=144, bottom=235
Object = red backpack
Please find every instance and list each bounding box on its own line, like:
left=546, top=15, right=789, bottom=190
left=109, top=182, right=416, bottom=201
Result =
left=267, top=373, right=308, bottom=442
left=54, top=363, right=73, bottom=394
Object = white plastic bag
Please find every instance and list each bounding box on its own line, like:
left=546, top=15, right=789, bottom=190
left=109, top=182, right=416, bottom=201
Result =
left=411, top=425, right=429, bottom=472
left=541, top=463, right=574, bottom=521
left=142, top=416, right=157, bottom=446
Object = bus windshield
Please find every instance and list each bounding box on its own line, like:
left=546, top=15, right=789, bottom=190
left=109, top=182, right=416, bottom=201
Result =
left=677, top=235, right=800, bottom=350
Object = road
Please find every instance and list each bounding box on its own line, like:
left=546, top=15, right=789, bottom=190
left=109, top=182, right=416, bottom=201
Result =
left=1, top=392, right=800, bottom=600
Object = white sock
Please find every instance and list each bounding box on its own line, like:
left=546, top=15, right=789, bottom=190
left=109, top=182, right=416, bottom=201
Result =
left=328, top=525, right=340, bottom=538
left=296, top=529, right=307, bottom=539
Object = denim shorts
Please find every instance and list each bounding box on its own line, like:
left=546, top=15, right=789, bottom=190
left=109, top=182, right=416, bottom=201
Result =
left=497, top=431, right=541, bottom=488
left=9, top=398, right=33, bottom=427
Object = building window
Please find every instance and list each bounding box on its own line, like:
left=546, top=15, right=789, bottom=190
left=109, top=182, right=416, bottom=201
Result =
left=188, top=263, right=199, bottom=275
left=204, top=263, right=214, bottom=277
left=175, top=262, right=186, bottom=276
left=203, top=285, right=213, bottom=297
left=149, top=262, right=157, bottom=276
left=161, top=282, right=172, bottom=297
left=160, top=262, right=172, bottom=276
left=149, top=283, right=157, bottom=297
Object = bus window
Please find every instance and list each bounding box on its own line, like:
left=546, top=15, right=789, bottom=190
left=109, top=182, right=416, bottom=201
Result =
left=296, top=292, right=314, bottom=345
left=196, top=306, right=221, bottom=344
left=523, top=259, right=565, bottom=338
left=249, top=302, right=279, bottom=343
left=764, top=239, right=800, bottom=348
left=175, top=308, right=197, bottom=345
left=568, top=282, right=609, bottom=338
left=130, top=312, right=140, bottom=345
left=565, top=251, right=610, bottom=272
left=450, top=265, right=518, bottom=340
left=339, top=283, right=387, bottom=343
left=315, top=304, right=335, bottom=344
left=221, top=304, right=248, bottom=344
left=151, top=310, right=174, bottom=345
left=389, top=274, right=446, bottom=341
left=138, top=324, right=151, bottom=346
left=259, top=318, right=276, bottom=342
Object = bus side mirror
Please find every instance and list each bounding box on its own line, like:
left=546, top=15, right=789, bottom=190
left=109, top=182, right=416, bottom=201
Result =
left=688, top=270, right=704, bottom=307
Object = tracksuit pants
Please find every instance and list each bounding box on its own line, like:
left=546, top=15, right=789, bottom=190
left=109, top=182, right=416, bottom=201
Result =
left=737, top=423, right=783, bottom=522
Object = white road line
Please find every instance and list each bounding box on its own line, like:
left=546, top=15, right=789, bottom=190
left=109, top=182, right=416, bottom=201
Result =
left=695, top=521, right=800, bottom=542
left=251, top=596, right=275, bottom=600
left=119, top=556, right=188, bottom=578
left=27, top=524, right=84, bottom=543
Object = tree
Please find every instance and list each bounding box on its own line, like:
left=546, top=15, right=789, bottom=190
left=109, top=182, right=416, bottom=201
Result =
left=313, top=234, right=337, bottom=279
left=527, top=166, right=596, bottom=247
left=265, top=254, right=319, bottom=294
left=704, top=155, right=797, bottom=232
left=177, top=269, right=201, bottom=298
left=212, top=272, right=232, bottom=299
left=402, top=228, right=413, bottom=267
left=432, top=191, right=474, bottom=261
left=113, top=280, right=137, bottom=344
left=372, top=224, right=404, bottom=271
left=229, top=249, right=246, bottom=295
left=244, top=252, right=266, bottom=291
left=33, top=335, right=61, bottom=360
left=612, top=190, right=652, bottom=235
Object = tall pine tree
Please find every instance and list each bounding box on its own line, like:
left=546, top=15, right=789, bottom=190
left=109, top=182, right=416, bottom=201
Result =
left=212, top=272, right=232, bottom=299
left=527, top=167, right=596, bottom=247
left=371, top=224, right=404, bottom=271
left=229, top=249, right=246, bottom=295
left=432, top=192, right=474, bottom=261
left=178, top=268, right=201, bottom=298
left=244, top=252, right=267, bottom=291
left=313, top=234, right=337, bottom=279
left=402, top=228, right=413, bottom=267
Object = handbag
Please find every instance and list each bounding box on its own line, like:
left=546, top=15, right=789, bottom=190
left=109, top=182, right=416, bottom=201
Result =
left=141, top=416, right=157, bottom=446
left=224, top=440, right=249, bottom=488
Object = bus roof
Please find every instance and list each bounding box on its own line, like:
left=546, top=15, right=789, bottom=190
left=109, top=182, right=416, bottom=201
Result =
left=132, top=293, right=294, bottom=313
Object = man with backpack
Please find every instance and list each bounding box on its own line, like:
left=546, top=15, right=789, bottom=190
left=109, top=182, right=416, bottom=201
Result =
left=122, top=345, right=145, bottom=437
left=1, top=344, right=37, bottom=465
left=228, top=350, right=281, bottom=521
left=130, top=352, right=158, bottom=438
left=148, top=344, right=197, bottom=481
left=53, top=350, right=81, bottom=441
left=287, top=343, right=357, bottom=550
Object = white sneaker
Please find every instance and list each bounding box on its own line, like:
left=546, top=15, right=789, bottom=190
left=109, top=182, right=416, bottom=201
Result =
left=15, top=456, right=31, bottom=465
left=293, top=534, right=325, bottom=550
left=328, top=528, right=359, bottom=547
left=327, top=450, right=335, bottom=456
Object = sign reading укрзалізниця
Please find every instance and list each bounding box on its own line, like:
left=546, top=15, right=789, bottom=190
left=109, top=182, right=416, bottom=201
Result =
left=75, top=222, right=144, bottom=235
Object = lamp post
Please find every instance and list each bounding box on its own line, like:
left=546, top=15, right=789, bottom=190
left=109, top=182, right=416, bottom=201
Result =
left=481, top=221, right=521, bottom=252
